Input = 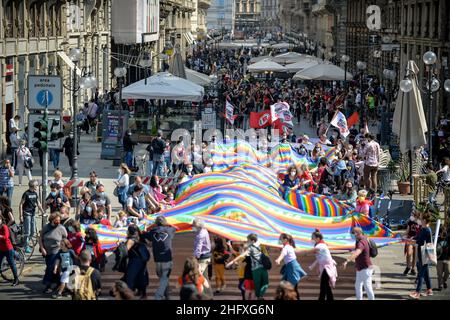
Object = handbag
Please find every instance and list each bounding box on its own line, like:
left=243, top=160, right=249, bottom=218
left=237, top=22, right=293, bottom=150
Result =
left=421, top=227, right=437, bottom=266
left=24, top=156, right=34, bottom=169
left=113, top=186, right=119, bottom=197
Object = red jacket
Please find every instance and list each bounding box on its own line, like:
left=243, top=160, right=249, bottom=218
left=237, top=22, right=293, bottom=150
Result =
left=82, top=242, right=104, bottom=264
left=0, top=225, right=13, bottom=251
left=68, top=231, right=84, bottom=255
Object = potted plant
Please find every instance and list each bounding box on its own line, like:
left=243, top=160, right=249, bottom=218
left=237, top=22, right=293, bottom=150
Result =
left=387, top=160, right=398, bottom=191
left=396, top=154, right=410, bottom=195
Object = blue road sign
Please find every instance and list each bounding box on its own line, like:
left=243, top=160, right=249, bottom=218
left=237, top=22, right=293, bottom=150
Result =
left=36, top=90, right=53, bottom=107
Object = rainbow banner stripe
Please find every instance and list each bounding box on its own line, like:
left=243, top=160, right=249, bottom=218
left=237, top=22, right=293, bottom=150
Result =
left=284, top=190, right=354, bottom=217
left=89, top=163, right=401, bottom=252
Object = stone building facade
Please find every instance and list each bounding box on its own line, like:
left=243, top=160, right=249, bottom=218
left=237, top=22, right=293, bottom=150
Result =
left=0, top=0, right=112, bottom=157
left=235, top=0, right=261, bottom=32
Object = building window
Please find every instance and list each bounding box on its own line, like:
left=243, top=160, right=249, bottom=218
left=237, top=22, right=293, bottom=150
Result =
left=4, top=0, right=14, bottom=37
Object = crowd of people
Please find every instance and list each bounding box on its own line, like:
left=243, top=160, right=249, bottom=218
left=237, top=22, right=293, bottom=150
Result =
left=0, top=41, right=449, bottom=301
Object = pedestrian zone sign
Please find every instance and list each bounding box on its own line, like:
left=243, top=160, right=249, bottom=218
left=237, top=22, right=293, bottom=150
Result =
left=27, top=75, right=63, bottom=111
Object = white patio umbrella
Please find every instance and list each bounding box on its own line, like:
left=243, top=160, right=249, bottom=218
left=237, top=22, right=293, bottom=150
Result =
left=273, top=52, right=315, bottom=64
left=250, top=55, right=272, bottom=64
left=122, top=72, right=204, bottom=102
left=247, top=59, right=287, bottom=73
left=271, top=42, right=294, bottom=49
left=185, top=68, right=212, bottom=86
left=292, top=63, right=353, bottom=81
left=392, top=60, right=428, bottom=154
left=284, top=59, right=319, bottom=72
left=169, top=45, right=186, bottom=79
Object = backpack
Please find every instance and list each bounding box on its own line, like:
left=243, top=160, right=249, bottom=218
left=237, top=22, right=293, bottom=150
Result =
left=367, top=239, right=378, bottom=258
left=251, top=245, right=272, bottom=270
left=72, top=267, right=96, bottom=300
left=112, top=242, right=129, bottom=273
left=180, top=277, right=200, bottom=300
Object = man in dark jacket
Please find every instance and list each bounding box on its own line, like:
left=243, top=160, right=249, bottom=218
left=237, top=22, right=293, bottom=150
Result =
left=123, top=130, right=137, bottom=168
left=143, top=215, right=176, bottom=300
left=152, top=130, right=166, bottom=177
left=62, top=133, right=78, bottom=169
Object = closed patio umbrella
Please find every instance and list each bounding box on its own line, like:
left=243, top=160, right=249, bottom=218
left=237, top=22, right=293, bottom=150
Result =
left=169, top=44, right=186, bottom=79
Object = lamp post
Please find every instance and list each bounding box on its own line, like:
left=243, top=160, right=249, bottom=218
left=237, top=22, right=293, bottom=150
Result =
left=114, top=67, right=127, bottom=166
left=341, top=54, right=350, bottom=92
left=357, top=60, right=367, bottom=129
left=423, top=51, right=438, bottom=164
left=67, top=48, right=97, bottom=207
left=382, top=68, right=396, bottom=146
left=139, top=52, right=152, bottom=84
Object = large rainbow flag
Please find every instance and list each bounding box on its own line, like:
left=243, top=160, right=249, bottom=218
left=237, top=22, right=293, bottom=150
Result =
left=88, top=161, right=401, bottom=252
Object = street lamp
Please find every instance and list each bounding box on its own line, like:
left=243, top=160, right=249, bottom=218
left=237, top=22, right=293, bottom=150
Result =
left=357, top=60, right=367, bottom=128
left=139, top=52, right=152, bottom=85
left=445, top=79, right=450, bottom=93
left=381, top=68, right=396, bottom=146
left=423, top=51, right=438, bottom=163
left=114, top=66, right=127, bottom=166
left=67, top=48, right=97, bottom=207
left=341, top=54, right=350, bottom=92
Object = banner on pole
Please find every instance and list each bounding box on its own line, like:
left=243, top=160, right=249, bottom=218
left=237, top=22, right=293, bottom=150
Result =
left=330, top=111, right=350, bottom=138
left=225, top=100, right=237, bottom=125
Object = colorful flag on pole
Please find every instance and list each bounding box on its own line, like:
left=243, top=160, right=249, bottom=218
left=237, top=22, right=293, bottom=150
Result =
left=225, top=100, right=237, bottom=125
left=347, top=111, right=359, bottom=128
left=250, top=110, right=272, bottom=129
left=270, top=102, right=290, bottom=122
left=330, top=111, right=350, bottom=138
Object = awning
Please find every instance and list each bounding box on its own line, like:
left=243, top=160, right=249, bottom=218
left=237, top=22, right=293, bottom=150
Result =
left=57, top=51, right=82, bottom=76
left=184, top=32, right=196, bottom=45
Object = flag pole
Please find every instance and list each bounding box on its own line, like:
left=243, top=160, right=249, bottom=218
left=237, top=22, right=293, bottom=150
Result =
left=325, top=110, right=339, bottom=135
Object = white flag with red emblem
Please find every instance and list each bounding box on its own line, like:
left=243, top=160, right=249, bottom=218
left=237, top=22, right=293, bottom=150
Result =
left=330, top=111, right=350, bottom=138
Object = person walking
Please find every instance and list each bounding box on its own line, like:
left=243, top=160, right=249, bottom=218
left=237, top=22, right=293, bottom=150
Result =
left=436, top=226, right=450, bottom=291
left=49, top=147, right=62, bottom=170
left=15, top=140, right=32, bottom=186
left=409, top=212, right=434, bottom=299
left=342, top=227, right=375, bottom=300
left=39, top=212, right=68, bottom=294
left=122, top=225, right=150, bottom=299
left=19, top=180, right=45, bottom=254
left=62, top=133, right=78, bottom=170
left=84, top=171, right=102, bottom=195
left=362, top=133, right=380, bottom=194
left=71, top=250, right=102, bottom=300
left=123, top=130, right=137, bottom=169
left=192, top=218, right=213, bottom=296
left=114, top=163, right=130, bottom=210
left=152, top=130, right=166, bottom=177
left=9, top=128, right=20, bottom=169
left=212, top=236, right=230, bottom=294
left=0, top=159, right=14, bottom=205
left=0, top=215, right=19, bottom=286
left=275, top=233, right=307, bottom=299
left=227, top=233, right=270, bottom=300
left=143, top=215, right=176, bottom=300
left=309, top=229, right=337, bottom=300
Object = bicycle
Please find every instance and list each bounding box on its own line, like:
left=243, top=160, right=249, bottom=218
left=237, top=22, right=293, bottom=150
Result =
left=14, top=214, right=45, bottom=261
left=0, top=246, right=25, bottom=282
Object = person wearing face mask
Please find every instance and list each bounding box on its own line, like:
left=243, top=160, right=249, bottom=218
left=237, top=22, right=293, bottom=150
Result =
left=67, top=220, right=84, bottom=255
left=0, top=159, right=14, bottom=205
left=84, top=171, right=102, bottom=196
left=77, top=191, right=96, bottom=224
left=337, top=180, right=357, bottom=207
left=19, top=180, right=45, bottom=254
left=15, top=140, right=32, bottom=186
left=126, top=185, right=146, bottom=219
left=342, top=227, right=375, bottom=300
left=308, top=229, right=337, bottom=300
left=402, top=210, right=421, bottom=276
left=114, top=164, right=131, bottom=210
left=274, top=233, right=307, bottom=300
left=45, top=183, right=70, bottom=214
left=408, top=212, right=434, bottom=299
left=39, top=212, right=68, bottom=294
left=91, top=184, right=112, bottom=220
left=0, top=215, right=19, bottom=286
left=283, top=165, right=300, bottom=195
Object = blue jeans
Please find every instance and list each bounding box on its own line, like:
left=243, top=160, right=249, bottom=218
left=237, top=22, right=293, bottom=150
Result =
left=153, top=161, right=164, bottom=177
left=0, top=186, right=14, bottom=206
left=147, top=160, right=154, bottom=177
left=164, top=157, right=171, bottom=174
left=50, top=149, right=60, bottom=169
left=155, top=261, right=173, bottom=300
left=124, top=151, right=133, bottom=168
left=0, top=249, right=18, bottom=280
left=43, top=253, right=58, bottom=286
left=416, top=261, right=432, bottom=292
left=23, top=213, right=36, bottom=248
left=117, top=186, right=129, bottom=209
